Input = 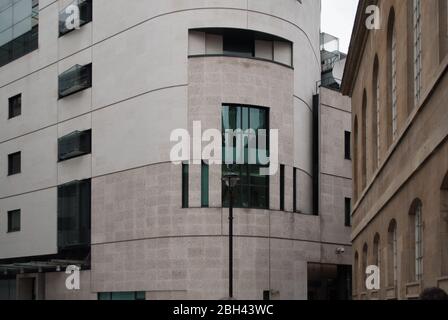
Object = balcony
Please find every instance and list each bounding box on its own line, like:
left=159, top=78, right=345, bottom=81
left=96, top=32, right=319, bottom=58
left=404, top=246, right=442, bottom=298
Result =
left=58, top=129, right=91, bottom=161
left=58, top=63, right=92, bottom=98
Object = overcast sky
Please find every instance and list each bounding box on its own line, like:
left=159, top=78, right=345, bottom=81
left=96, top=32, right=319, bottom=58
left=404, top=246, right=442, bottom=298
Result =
left=321, top=0, right=359, bottom=54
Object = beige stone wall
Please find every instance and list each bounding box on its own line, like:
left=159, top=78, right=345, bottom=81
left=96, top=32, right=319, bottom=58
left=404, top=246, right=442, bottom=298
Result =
left=350, top=0, right=448, bottom=300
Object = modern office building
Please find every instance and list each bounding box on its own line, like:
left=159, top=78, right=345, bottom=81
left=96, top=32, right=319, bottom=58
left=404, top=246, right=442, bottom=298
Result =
left=0, top=0, right=352, bottom=300
left=342, top=0, right=448, bottom=299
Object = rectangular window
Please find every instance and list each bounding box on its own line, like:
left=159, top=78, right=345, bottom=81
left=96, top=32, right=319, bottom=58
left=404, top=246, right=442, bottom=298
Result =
left=98, top=292, right=145, bottom=300
left=345, top=198, right=352, bottom=227
left=59, top=0, right=92, bottom=36
left=8, top=94, right=21, bottom=119
left=201, top=161, right=209, bottom=208
left=222, top=104, right=269, bottom=209
left=58, top=129, right=92, bottom=161
left=344, top=131, right=351, bottom=160
left=0, top=0, right=39, bottom=68
left=293, top=168, right=297, bottom=212
left=182, top=163, right=189, bottom=208
left=58, top=63, right=92, bottom=98
left=8, top=151, right=21, bottom=175
left=280, top=164, right=285, bottom=211
left=7, top=209, right=21, bottom=233
left=57, top=179, right=91, bottom=249
left=223, top=29, right=255, bottom=58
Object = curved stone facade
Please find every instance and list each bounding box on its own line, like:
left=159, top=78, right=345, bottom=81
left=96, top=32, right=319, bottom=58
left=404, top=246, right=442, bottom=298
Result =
left=0, top=1, right=353, bottom=300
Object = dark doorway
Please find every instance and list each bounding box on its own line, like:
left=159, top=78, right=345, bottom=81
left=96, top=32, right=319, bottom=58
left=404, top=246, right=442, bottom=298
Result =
left=307, top=263, right=352, bottom=300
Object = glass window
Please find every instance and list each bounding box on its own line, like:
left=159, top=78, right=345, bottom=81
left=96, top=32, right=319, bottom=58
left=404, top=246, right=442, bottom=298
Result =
left=222, top=104, right=269, bottom=209
left=58, top=129, right=91, bottom=161
left=280, top=164, right=285, bottom=211
left=182, top=162, right=188, bottom=208
left=8, top=151, right=21, bottom=175
left=58, top=63, right=92, bottom=98
left=201, top=161, right=209, bottom=208
left=223, top=29, right=254, bottom=58
left=7, top=209, right=20, bottom=232
left=414, top=203, right=423, bottom=281
left=293, top=168, right=297, bottom=212
left=59, top=0, right=92, bottom=36
left=345, top=198, right=352, bottom=227
left=8, top=93, right=21, bottom=119
left=57, top=179, right=91, bottom=249
left=0, top=0, right=38, bottom=67
left=98, top=291, right=145, bottom=300
left=413, top=0, right=422, bottom=106
left=344, top=131, right=351, bottom=160
left=391, top=25, right=398, bottom=139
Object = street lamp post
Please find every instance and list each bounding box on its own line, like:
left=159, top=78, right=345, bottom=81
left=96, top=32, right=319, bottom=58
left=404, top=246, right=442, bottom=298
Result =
left=222, top=172, right=240, bottom=300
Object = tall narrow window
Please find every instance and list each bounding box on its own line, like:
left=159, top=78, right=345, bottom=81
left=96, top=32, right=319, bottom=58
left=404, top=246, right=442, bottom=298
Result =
left=222, top=105, right=269, bottom=209
left=413, top=0, right=422, bottom=106
left=57, top=179, right=91, bottom=249
left=372, top=56, right=380, bottom=169
left=415, top=203, right=423, bottom=281
left=441, top=173, right=448, bottom=276
left=362, top=244, right=368, bottom=288
left=7, top=209, right=21, bottom=233
left=293, top=168, right=297, bottom=212
left=345, top=198, right=352, bottom=227
left=8, top=151, right=21, bottom=176
left=388, top=220, right=398, bottom=286
left=373, top=234, right=381, bottom=273
left=201, top=161, right=209, bottom=208
left=8, top=94, right=21, bottom=119
left=354, top=252, right=359, bottom=295
left=409, top=199, right=423, bottom=281
left=439, top=0, right=448, bottom=61
left=391, top=24, right=398, bottom=139
left=361, top=91, right=367, bottom=190
left=353, top=116, right=359, bottom=201
left=182, top=163, right=189, bottom=208
left=344, top=131, right=351, bottom=160
left=387, top=9, right=397, bottom=145
left=280, top=164, right=285, bottom=211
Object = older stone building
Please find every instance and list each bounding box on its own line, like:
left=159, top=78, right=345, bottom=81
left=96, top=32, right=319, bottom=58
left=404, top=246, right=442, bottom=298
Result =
left=342, top=0, right=448, bottom=299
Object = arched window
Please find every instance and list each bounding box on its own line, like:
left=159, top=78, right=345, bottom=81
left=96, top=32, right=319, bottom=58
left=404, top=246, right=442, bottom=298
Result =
left=373, top=233, right=381, bottom=271
left=439, top=0, right=448, bottom=62
left=409, top=199, right=423, bottom=281
left=413, top=0, right=422, bottom=106
left=361, top=91, right=367, bottom=190
left=353, top=116, right=359, bottom=201
left=441, top=173, right=448, bottom=275
left=388, top=220, right=398, bottom=286
left=362, top=243, right=368, bottom=290
left=354, top=251, right=359, bottom=295
left=372, top=56, right=380, bottom=170
left=387, top=8, right=397, bottom=145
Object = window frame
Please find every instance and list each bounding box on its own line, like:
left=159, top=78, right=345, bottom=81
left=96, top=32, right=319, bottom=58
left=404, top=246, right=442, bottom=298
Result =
left=58, top=0, right=93, bottom=37
left=7, top=209, right=21, bottom=233
left=344, top=131, right=351, bottom=160
left=201, top=160, right=209, bottom=208
left=221, top=104, right=270, bottom=210
left=8, top=151, right=21, bottom=176
left=8, top=93, right=21, bottom=119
